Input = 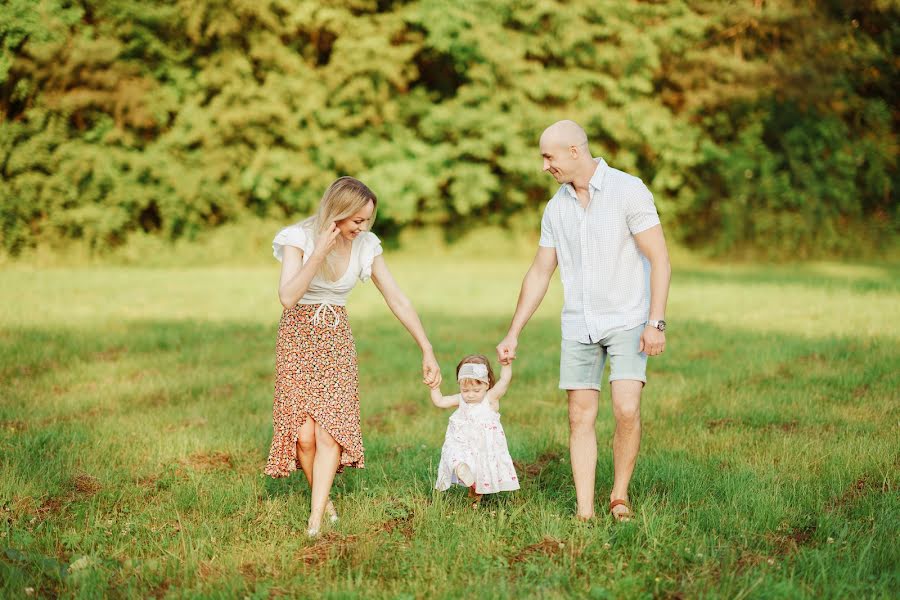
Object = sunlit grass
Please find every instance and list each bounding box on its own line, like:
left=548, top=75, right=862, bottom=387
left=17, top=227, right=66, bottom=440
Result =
left=1, top=238, right=897, bottom=598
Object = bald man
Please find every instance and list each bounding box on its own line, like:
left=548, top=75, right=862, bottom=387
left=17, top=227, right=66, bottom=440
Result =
left=497, top=120, right=671, bottom=522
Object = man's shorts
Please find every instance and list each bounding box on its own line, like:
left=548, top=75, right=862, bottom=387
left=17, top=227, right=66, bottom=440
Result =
left=559, top=324, right=647, bottom=391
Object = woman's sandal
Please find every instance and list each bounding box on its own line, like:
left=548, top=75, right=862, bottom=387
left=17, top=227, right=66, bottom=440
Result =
left=609, top=499, right=634, bottom=522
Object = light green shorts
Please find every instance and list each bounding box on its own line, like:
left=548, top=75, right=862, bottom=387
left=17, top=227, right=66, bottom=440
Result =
left=559, top=325, right=647, bottom=391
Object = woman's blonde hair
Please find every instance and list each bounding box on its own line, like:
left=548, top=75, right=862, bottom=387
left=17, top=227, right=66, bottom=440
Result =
left=300, top=176, right=377, bottom=281
left=455, top=354, right=496, bottom=388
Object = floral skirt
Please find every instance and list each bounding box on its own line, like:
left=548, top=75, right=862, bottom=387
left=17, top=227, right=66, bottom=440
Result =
left=264, top=303, right=365, bottom=478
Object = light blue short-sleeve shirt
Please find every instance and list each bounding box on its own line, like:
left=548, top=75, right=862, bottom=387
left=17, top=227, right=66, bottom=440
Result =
left=539, top=158, right=661, bottom=343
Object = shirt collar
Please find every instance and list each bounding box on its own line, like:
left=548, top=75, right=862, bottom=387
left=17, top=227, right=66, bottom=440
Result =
left=563, top=158, right=607, bottom=199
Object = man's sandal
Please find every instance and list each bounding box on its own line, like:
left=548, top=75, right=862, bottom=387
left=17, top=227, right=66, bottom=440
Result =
left=609, top=499, right=634, bottom=522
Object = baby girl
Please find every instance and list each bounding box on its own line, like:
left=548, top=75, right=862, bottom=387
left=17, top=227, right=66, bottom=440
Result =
left=429, top=354, right=519, bottom=505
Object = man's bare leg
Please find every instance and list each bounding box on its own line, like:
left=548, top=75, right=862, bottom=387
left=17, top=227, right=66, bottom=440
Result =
left=568, top=388, right=600, bottom=519
left=609, top=380, right=642, bottom=520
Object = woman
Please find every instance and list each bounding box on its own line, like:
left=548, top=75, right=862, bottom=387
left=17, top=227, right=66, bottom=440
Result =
left=264, top=176, right=441, bottom=536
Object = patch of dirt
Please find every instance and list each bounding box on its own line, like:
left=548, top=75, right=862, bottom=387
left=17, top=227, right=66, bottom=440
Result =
left=136, top=474, right=160, bottom=489
left=1, top=420, right=28, bottom=433
left=11, top=365, right=34, bottom=378
left=706, top=418, right=737, bottom=431
left=211, top=385, right=233, bottom=399
left=735, top=550, right=767, bottom=571
left=25, top=474, right=102, bottom=520
left=513, top=451, right=562, bottom=478
left=94, top=347, right=126, bottom=362
left=238, top=561, right=261, bottom=581
left=197, top=560, right=220, bottom=580
left=827, top=476, right=886, bottom=511
left=72, top=474, right=101, bottom=495
left=37, top=406, right=109, bottom=427
left=298, top=533, right=358, bottom=566
left=685, top=350, right=720, bottom=360
left=163, top=417, right=207, bottom=432
left=36, top=497, right=65, bottom=518
left=367, top=403, right=419, bottom=431
left=394, top=402, right=419, bottom=417
left=509, top=537, right=566, bottom=564
left=180, top=451, right=233, bottom=471
left=797, top=353, right=828, bottom=366
left=138, top=390, right=170, bottom=407
left=365, top=413, right=386, bottom=431
left=707, top=418, right=800, bottom=433
left=380, top=515, right=414, bottom=539
left=147, top=579, right=171, bottom=600
left=852, top=384, right=869, bottom=398
left=764, top=420, right=799, bottom=433
left=769, top=524, right=817, bottom=555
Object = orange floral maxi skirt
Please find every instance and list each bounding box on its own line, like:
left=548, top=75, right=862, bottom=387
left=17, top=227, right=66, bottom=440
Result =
left=264, top=303, right=365, bottom=478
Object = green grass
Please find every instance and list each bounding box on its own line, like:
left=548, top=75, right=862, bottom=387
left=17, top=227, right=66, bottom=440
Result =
left=1, top=243, right=898, bottom=598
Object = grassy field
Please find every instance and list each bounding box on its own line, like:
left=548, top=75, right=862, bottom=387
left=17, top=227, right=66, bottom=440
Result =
left=1, top=241, right=898, bottom=598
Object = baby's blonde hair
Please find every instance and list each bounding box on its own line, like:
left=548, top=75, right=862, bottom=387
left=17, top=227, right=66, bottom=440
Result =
left=455, top=354, right=496, bottom=388
left=299, top=176, right=377, bottom=281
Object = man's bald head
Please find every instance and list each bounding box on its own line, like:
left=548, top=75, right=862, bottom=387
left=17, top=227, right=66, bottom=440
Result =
left=539, top=120, right=594, bottom=185
left=540, top=120, right=589, bottom=151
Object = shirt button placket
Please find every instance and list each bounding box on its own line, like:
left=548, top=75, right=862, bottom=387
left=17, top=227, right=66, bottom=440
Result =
left=581, top=207, right=592, bottom=343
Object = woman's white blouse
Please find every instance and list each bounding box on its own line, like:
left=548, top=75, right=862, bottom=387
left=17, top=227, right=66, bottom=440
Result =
left=272, top=224, right=383, bottom=306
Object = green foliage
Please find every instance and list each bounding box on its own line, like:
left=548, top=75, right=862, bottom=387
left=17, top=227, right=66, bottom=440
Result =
left=0, top=0, right=896, bottom=257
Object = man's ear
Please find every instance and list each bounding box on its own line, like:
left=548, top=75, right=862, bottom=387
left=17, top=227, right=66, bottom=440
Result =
left=569, top=145, right=579, bottom=158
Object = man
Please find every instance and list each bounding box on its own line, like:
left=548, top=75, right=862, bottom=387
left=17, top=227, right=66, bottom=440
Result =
left=496, top=120, right=671, bottom=521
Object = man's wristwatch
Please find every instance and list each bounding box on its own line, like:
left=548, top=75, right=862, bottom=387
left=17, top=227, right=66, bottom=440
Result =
left=647, top=319, right=666, bottom=332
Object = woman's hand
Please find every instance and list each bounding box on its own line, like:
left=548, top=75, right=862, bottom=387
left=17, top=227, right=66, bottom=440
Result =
left=312, top=222, right=341, bottom=260
left=422, top=352, right=442, bottom=389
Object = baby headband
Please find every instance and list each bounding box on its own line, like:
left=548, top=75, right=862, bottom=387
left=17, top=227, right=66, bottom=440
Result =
left=457, top=363, right=489, bottom=383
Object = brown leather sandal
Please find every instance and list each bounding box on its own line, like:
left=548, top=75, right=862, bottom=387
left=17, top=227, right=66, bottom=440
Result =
left=609, top=499, right=634, bottom=522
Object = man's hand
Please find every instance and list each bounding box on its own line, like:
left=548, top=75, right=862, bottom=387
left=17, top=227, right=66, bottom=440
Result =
left=639, top=326, right=666, bottom=356
left=496, top=335, right=518, bottom=365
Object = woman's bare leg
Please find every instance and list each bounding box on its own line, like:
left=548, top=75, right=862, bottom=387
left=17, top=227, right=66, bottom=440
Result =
left=308, top=423, right=341, bottom=533
left=296, top=417, right=338, bottom=522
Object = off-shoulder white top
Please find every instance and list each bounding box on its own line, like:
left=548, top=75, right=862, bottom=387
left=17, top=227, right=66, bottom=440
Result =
left=272, top=224, right=383, bottom=307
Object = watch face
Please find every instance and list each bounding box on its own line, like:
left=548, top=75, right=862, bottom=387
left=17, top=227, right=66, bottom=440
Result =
left=658, top=320, right=666, bottom=331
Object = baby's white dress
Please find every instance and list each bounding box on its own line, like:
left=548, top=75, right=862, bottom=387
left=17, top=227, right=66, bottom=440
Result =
left=435, top=393, right=519, bottom=494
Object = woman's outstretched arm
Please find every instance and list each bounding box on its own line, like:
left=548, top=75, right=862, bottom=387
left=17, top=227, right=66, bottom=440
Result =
left=371, top=255, right=442, bottom=388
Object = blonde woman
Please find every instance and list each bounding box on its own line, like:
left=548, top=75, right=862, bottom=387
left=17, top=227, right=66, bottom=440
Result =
left=264, top=176, right=442, bottom=536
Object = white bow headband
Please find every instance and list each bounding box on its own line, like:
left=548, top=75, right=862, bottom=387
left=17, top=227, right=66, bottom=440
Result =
left=457, top=363, right=489, bottom=383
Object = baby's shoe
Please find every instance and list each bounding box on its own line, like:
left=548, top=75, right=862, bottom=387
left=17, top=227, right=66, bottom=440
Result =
left=455, top=463, right=475, bottom=487
left=468, top=484, right=483, bottom=509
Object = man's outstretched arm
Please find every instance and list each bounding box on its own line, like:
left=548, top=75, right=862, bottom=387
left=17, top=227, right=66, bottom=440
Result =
left=496, top=246, right=558, bottom=364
